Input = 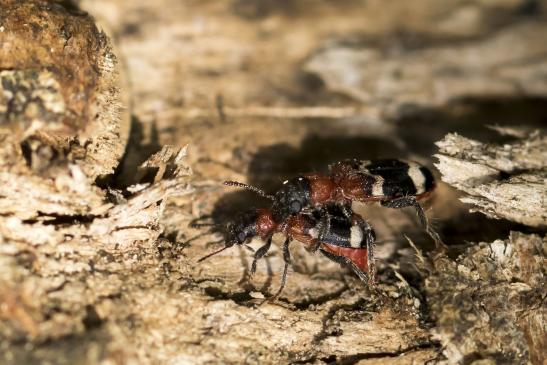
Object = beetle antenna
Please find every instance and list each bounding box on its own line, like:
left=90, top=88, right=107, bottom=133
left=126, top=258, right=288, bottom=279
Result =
left=197, top=245, right=230, bottom=262
left=223, top=181, right=274, bottom=200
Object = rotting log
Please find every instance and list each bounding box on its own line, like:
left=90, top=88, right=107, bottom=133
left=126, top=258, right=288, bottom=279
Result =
left=1, top=1, right=546, bottom=364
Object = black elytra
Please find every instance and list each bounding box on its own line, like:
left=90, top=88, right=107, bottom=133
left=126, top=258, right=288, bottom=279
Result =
left=363, top=159, right=435, bottom=197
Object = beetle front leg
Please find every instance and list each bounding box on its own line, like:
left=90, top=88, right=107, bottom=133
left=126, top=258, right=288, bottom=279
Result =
left=250, top=235, right=273, bottom=275
left=268, top=237, right=291, bottom=302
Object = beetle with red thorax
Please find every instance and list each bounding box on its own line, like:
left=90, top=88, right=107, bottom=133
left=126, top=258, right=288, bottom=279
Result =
left=195, top=204, right=376, bottom=301
left=227, top=158, right=443, bottom=248
left=194, top=158, right=442, bottom=301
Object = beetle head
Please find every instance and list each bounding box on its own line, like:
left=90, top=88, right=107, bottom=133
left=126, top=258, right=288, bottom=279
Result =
left=271, top=176, right=312, bottom=222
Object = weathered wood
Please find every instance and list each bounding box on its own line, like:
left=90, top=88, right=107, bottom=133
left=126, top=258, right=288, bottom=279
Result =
left=1, top=0, right=546, bottom=364
left=435, top=130, right=546, bottom=227
left=426, top=232, right=546, bottom=364
left=0, top=0, right=129, bottom=180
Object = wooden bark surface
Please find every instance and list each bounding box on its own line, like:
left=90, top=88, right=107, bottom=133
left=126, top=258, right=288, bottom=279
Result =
left=0, top=0, right=129, bottom=180
left=435, top=130, right=546, bottom=227
left=0, top=1, right=546, bottom=364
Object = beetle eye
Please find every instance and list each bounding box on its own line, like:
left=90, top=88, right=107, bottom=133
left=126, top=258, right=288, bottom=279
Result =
left=289, top=200, right=302, bottom=213
left=237, top=232, right=247, bottom=243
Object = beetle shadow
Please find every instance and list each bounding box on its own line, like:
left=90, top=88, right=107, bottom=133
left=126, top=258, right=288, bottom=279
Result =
left=208, top=190, right=273, bottom=227
left=246, top=135, right=406, bottom=192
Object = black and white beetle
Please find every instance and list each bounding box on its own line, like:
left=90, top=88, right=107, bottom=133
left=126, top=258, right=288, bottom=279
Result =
left=194, top=203, right=376, bottom=301
left=194, top=158, right=442, bottom=301
left=226, top=159, right=444, bottom=249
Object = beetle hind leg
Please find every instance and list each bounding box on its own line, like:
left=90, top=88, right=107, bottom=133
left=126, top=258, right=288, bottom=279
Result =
left=381, top=197, right=447, bottom=251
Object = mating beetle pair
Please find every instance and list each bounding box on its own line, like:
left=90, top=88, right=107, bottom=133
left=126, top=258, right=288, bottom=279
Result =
left=194, top=159, right=442, bottom=300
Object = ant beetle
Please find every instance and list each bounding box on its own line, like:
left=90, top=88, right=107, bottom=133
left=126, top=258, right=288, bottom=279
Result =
left=193, top=204, right=375, bottom=301
left=226, top=158, right=444, bottom=249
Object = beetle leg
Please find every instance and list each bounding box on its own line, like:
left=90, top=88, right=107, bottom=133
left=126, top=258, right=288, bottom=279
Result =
left=381, top=196, right=446, bottom=250
left=310, top=240, right=322, bottom=253
left=340, top=203, right=353, bottom=220
left=268, top=237, right=291, bottom=302
left=250, top=235, right=273, bottom=275
left=367, top=242, right=376, bottom=281
left=351, top=214, right=376, bottom=280
left=318, top=207, right=331, bottom=235
left=309, top=208, right=331, bottom=253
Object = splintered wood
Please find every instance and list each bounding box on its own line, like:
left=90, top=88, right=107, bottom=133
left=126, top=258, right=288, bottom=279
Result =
left=435, top=130, right=546, bottom=227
